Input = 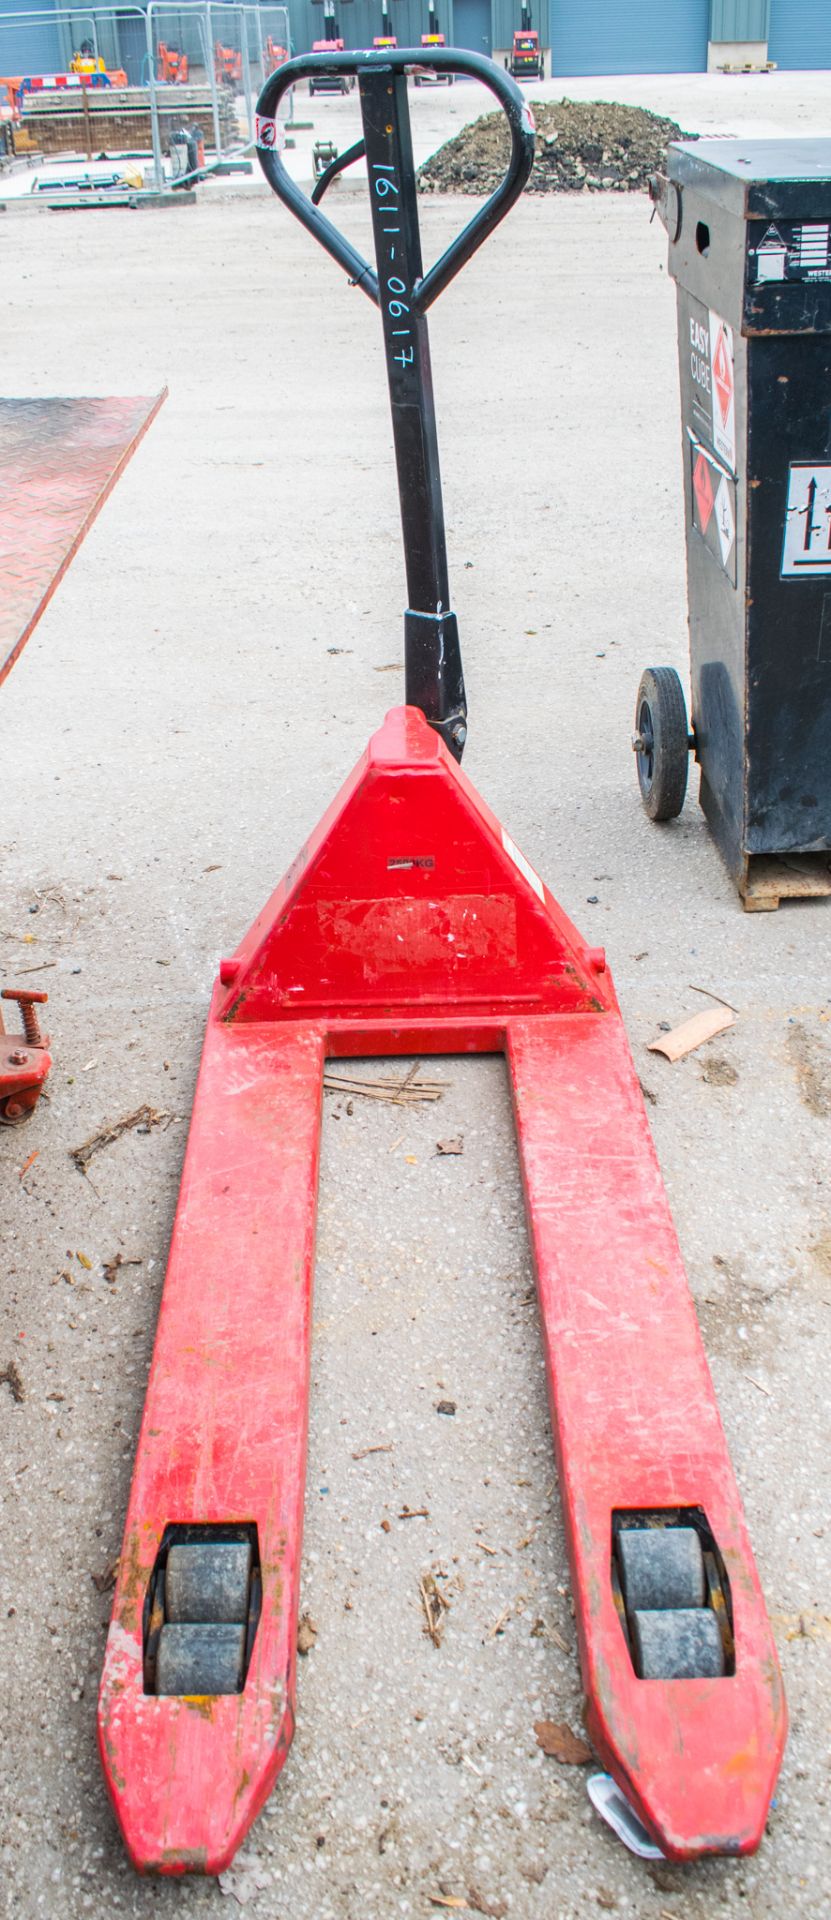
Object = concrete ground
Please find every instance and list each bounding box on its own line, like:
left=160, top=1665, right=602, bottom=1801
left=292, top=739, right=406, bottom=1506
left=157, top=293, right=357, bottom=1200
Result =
left=1, top=67, right=830, bottom=1920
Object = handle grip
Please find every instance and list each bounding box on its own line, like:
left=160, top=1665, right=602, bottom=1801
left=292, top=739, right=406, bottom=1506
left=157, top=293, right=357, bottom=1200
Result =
left=255, top=48, right=535, bottom=310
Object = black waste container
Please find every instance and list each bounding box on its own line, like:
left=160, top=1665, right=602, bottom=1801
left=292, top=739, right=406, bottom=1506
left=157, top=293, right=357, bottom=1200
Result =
left=636, top=138, right=831, bottom=911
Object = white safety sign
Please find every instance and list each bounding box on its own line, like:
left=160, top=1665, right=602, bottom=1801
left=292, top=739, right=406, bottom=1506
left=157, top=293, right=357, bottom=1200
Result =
left=713, top=472, right=735, bottom=570
left=781, top=464, right=831, bottom=578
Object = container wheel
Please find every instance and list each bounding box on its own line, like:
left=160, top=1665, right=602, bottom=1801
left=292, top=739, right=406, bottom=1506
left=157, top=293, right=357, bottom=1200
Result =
left=634, top=666, right=689, bottom=822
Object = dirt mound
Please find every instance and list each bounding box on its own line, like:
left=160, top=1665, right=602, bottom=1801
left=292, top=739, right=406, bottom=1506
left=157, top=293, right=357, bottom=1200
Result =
left=418, top=97, right=694, bottom=196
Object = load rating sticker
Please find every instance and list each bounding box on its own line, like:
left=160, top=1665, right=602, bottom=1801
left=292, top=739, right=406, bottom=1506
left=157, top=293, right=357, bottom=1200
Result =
left=781, top=464, right=831, bottom=577
left=749, top=220, right=831, bottom=286
left=690, top=434, right=736, bottom=585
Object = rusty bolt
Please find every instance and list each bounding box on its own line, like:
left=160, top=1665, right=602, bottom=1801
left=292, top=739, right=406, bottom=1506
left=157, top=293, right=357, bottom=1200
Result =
left=8, top=1049, right=28, bottom=1067
left=1, top=988, right=47, bottom=1047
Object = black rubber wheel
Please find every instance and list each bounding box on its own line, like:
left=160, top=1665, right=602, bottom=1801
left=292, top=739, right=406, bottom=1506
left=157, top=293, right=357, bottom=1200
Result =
left=631, top=1607, right=725, bottom=1680
left=165, top=1541, right=252, bottom=1624
left=634, top=666, right=689, bottom=822
left=617, top=1527, right=705, bottom=1613
left=156, top=1622, right=247, bottom=1695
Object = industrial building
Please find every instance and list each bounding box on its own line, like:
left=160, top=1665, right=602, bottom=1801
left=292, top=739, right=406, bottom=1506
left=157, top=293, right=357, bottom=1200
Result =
left=0, top=0, right=829, bottom=80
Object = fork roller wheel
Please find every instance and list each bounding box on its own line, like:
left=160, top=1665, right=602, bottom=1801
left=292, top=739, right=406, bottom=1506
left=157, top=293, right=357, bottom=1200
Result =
left=156, top=1622, right=247, bottom=1695
left=631, top=1607, right=726, bottom=1680
left=617, top=1526, right=705, bottom=1612
left=165, top=1542, right=253, bottom=1623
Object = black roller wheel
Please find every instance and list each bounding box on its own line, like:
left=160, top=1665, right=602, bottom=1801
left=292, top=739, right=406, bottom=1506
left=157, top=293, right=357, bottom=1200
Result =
left=165, top=1541, right=252, bottom=1624
left=156, top=1622, right=247, bottom=1695
left=630, top=1607, right=726, bottom=1680
left=634, top=666, right=689, bottom=822
left=617, top=1526, right=705, bottom=1613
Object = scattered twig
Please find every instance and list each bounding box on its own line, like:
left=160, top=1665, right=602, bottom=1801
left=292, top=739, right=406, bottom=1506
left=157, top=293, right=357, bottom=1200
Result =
left=351, top=1442, right=394, bottom=1460
left=19, top=1150, right=39, bottom=1181
left=688, top=983, right=740, bottom=1015
left=15, top=960, right=57, bottom=975
left=399, top=1506, right=429, bottom=1520
left=323, top=1069, right=447, bottom=1105
left=70, top=1105, right=173, bottom=1175
left=745, top=1374, right=772, bottom=1397
left=0, top=1360, right=25, bottom=1404
left=486, top=1606, right=511, bottom=1640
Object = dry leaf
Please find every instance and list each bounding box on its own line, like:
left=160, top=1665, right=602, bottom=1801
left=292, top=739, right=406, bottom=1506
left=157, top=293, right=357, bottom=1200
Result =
left=75, top=1251, right=92, bottom=1270
left=436, top=1136, right=464, bottom=1155
left=91, top=1558, right=119, bottom=1594
left=19, top=1150, right=39, bottom=1180
left=647, top=1007, right=734, bottom=1061
left=468, top=1889, right=507, bottom=1919
left=0, top=1360, right=25, bottom=1404
left=534, top=1719, right=592, bottom=1765
left=297, top=1613, right=317, bottom=1655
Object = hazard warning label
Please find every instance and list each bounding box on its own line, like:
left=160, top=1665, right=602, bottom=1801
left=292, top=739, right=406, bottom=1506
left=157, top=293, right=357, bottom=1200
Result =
left=684, top=296, right=736, bottom=474
left=709, top=313, right=735, bottom=471
left=689, top=433, right=736, bottom=585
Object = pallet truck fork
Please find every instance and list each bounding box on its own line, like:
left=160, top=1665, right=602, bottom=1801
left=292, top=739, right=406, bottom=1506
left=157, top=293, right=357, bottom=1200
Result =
left=98, top=47, right=786, bottom=1875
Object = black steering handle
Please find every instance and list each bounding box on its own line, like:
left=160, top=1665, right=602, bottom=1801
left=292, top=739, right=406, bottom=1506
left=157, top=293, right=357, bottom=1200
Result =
left=255, top=47, right=535, bottom=310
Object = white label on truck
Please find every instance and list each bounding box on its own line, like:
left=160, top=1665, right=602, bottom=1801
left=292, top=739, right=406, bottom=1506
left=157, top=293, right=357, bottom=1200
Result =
left=781, top=464, right=831, bottom=578
left=501, top=829, right=544, bottom=902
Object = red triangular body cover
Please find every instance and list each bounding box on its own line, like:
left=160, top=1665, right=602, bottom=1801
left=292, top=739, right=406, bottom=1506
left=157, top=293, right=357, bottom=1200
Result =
left=218, top=707, right=613, bottom=1024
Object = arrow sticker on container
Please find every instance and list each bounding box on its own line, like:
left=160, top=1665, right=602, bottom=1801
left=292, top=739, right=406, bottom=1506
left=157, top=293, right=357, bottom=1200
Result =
left=781, top=464, right=831, bottom=577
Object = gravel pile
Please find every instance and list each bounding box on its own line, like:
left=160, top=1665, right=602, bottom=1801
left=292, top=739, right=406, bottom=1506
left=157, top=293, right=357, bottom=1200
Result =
left=418, top=97, right=694, bottom=195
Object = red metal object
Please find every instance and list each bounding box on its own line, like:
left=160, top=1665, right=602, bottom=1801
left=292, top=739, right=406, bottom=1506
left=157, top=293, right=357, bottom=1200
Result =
left=263, top=37, right=288, bottom=74
left=157, top=44, right=189, bottom=84
left=0, top=989, right=50, bottom=1124
left=98, top=705, right=786, bottom=1874
left=214, top=42, right=242, bottom=86
left=0, top=393, right=166, bottom=691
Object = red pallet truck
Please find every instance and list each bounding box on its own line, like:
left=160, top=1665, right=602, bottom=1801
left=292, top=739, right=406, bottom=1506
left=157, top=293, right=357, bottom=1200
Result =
left=98, top=47, right=786, bottom=1875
